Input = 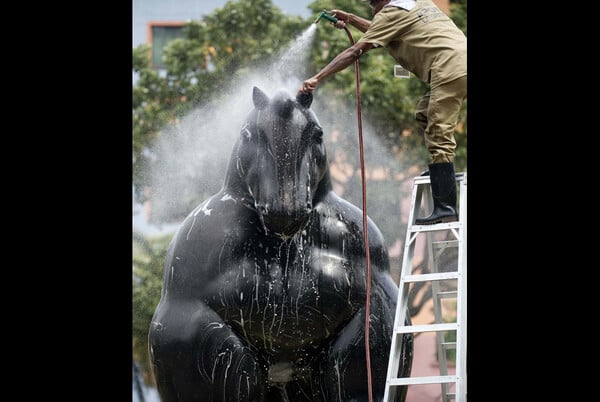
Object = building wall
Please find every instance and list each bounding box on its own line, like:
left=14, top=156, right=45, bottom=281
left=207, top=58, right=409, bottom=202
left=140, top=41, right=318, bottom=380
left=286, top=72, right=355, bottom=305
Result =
left=132, top=0, right=227, bottom=47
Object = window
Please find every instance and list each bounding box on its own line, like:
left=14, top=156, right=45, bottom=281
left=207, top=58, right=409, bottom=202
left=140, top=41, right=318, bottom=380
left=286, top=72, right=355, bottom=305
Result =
left=147, top=21, right=185, bottom=69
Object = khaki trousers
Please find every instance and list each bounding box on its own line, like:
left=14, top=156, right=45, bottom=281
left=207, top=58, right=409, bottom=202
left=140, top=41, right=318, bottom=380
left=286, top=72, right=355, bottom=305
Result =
left=415, top=75, right=467, bottom=164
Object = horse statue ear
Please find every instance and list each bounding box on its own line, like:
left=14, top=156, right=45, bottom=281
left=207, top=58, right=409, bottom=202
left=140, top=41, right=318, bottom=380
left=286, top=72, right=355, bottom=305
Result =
left=253, top=86, right=270, bottom=110
left=296, top=91, right=313, bottom=108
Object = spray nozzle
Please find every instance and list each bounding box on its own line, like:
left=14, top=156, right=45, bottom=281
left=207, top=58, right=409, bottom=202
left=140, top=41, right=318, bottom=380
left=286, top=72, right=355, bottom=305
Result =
left=314, top=10, right=338, bottom=24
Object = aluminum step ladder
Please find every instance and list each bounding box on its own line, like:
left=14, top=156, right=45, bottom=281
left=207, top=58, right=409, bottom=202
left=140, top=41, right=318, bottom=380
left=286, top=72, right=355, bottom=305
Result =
left=383, top=172, right=467, bottom=402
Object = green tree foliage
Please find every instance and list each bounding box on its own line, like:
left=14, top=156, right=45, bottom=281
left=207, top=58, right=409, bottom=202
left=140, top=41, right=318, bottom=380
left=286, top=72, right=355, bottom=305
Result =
left=451, top=0, right=467, bottom=35
left=132, top=232, right=172, bottom=378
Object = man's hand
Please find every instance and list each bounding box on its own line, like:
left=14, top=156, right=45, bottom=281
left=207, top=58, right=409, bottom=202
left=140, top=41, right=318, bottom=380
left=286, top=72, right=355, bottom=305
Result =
left=300, top=77, right=319, bottom=93
left=331, top=9, right=350, bottom=29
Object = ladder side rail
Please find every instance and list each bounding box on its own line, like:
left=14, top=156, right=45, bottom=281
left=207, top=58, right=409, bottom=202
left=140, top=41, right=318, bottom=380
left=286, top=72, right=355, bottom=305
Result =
left=408, top=176, right=428, bottom=226
left=454, top=175, right=467, bottom=402
left=384, top=277, right=412, bottom=402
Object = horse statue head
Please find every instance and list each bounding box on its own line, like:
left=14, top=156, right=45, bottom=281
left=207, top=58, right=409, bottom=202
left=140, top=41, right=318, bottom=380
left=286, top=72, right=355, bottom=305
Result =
left=225, top=86, right=331, bottom=238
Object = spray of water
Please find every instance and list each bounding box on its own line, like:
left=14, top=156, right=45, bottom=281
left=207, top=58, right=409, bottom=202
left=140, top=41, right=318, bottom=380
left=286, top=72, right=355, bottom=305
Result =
left=269, top=23, right=317, bottom=87
left=142, top=23, right=408, bottom=247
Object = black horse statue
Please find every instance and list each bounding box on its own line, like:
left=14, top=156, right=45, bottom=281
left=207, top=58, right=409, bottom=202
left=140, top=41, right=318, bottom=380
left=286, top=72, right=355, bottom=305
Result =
left=149, top=87, right=413, bottom=401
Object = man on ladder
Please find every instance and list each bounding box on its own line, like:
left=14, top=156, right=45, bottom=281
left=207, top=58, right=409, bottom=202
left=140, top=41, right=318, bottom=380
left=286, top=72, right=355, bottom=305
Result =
left=299, top=0, right=467, bottom=225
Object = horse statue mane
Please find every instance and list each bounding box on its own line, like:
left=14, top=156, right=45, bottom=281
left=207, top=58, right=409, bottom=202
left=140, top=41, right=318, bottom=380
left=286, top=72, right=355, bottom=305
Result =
left=149, top=87, right=413, bottom=401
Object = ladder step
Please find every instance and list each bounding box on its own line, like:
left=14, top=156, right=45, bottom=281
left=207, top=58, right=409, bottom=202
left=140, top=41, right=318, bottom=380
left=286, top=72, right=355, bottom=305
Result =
left=409, top=221, right=461, bottom=232
left=395, top=322, right=457, bottom=334
left=435, top=290, right=458, bottom=299
left=388, top=375, right=458, bottom=386
left=432, top=240, right=459, bottom=250
left=404, top=272, right=459, bottom=283
left=441, top=341, right=456, bottom=350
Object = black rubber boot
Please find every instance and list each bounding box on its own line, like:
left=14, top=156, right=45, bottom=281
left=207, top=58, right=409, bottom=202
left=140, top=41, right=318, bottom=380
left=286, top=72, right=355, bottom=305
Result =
left=415, top=162, right=458, bottom=225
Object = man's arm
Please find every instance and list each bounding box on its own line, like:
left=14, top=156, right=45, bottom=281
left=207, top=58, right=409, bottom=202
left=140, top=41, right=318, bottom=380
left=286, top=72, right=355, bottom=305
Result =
left=331, top=10, right=372, bottom=33
left=300, top=41, right=374, bottom=93
left=345, top=13, right=372, bottom=32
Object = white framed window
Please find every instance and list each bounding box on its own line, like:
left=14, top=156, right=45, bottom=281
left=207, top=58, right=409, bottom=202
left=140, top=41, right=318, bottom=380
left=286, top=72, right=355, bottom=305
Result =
left=147, top=21, right=185, bottom=69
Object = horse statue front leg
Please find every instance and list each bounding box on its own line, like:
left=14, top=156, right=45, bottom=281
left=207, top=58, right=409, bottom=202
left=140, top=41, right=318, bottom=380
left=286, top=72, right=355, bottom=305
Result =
left=149, top=301, right=267, bottom=402
left=317, top=292, right=412, bottom=402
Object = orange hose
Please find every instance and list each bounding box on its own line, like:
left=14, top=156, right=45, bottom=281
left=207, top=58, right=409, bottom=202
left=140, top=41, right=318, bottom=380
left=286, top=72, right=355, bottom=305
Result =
left=343, top=26, right=373, bottom=402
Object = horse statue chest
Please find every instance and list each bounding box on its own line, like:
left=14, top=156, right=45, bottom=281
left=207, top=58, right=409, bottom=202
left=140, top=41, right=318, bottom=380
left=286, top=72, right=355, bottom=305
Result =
left=198, top=208, right=365, bottom=356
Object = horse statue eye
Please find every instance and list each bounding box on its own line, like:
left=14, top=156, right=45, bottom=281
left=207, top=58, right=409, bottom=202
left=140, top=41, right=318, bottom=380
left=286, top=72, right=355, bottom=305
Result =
left=312, top=126, right=324, bottom=144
